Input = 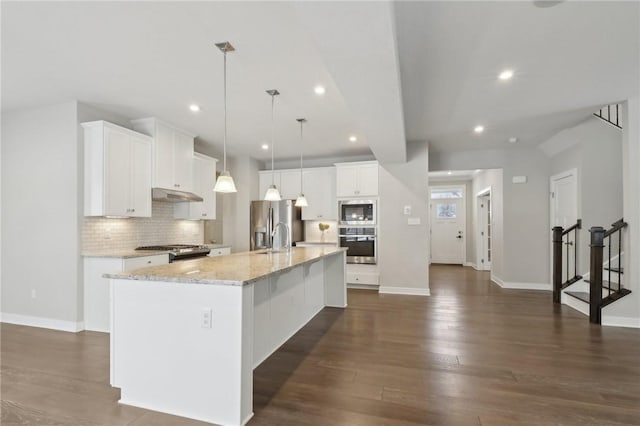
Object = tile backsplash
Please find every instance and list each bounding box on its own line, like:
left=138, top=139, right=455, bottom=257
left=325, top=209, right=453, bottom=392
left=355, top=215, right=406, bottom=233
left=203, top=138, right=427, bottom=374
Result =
left=83, top=201, right=204, bottom=252
left=304, top=220, right=338, bottom=243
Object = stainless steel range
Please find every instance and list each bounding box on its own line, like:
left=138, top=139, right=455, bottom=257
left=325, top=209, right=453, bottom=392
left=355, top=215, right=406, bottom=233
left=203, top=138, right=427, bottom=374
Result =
left=136, top=244, right=210, bottom=262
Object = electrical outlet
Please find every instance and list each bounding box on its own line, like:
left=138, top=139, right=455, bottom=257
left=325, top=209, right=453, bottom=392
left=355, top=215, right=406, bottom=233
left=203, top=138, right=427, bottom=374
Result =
left=404, top=205, right=412, bottom=215
left=201, top=308, right=212, bottom=328
left=31, top=289, right=37, bottom=299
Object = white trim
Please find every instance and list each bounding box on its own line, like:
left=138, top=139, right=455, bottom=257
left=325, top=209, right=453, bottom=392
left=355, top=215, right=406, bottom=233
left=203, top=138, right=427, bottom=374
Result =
left=464, top=261, right=478, bottom=269
left=379, top=286, right=430, bottom=296
left=347, top=283, right=379, bottom=290
left=1, top=312, right=84, bottom=332
left=476, top=188, right=492, bottom=272
left=549, top=168, right=579, bottom=287
left=490, top=275, right=551, bottom=291
left=602, top=315, right=640, bottom=328
left=562, top=293, right=589, bottom=316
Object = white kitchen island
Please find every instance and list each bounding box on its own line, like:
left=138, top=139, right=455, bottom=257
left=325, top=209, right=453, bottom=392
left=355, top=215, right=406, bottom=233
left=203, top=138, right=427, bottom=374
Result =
left=106, top=246, right=347, bottom=426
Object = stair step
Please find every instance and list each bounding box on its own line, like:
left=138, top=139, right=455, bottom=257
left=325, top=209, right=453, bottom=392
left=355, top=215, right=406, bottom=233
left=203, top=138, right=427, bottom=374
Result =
left=565, top=291, right=590, bottom=303
left=561, top=275, right=583, bottom=289
left=583, top=279, right=621, bottom=291
left=604, top=266, right=624, bottom=274
left=602, top=288, right=632, bottom=307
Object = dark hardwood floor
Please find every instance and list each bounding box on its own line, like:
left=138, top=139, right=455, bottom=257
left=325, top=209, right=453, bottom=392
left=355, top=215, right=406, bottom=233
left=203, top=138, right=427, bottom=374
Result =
left=3, top=265, right=640, bottom=425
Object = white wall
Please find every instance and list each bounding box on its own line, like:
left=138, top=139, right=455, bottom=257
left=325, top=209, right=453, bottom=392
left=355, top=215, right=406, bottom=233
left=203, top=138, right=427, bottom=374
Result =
left=221, top=156, right=260, bottom=252
left=430, top=148, right=548, bottom=286
left=2, top=102, right=83, bottom=329
left=378, top=141, right=429, bottom=294
left=548, top=116, right=623, bottom=275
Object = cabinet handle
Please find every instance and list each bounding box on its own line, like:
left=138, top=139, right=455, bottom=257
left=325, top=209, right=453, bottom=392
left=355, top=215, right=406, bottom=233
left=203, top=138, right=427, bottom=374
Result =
left=147, top=260, right=152, bottom=264
left=317, top=215, right=322, bottom=218
left=131, top=208, right=135, bottom=213
left=202, top=213, right=207, bottom=216
left=174, top=184, right=180, bottom=188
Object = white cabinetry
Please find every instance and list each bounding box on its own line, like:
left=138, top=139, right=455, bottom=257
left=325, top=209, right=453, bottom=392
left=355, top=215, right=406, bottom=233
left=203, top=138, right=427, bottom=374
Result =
left=174, top=153, right=217, bottom=220
left=279, top=170, right=302, bottom=200
left=302, top=167, right=337, bottom=220
left=84, top=253, right=169, bottom=332
left=83, top=121, right=152, bottom=217
left=335, top=161, right=379, bottom=197
left=131, top=117, right=196, bottom=193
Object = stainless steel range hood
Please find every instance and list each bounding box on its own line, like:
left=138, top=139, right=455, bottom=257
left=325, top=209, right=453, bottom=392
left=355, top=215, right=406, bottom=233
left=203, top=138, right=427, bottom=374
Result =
left=152, top=188, right=203, bottom=203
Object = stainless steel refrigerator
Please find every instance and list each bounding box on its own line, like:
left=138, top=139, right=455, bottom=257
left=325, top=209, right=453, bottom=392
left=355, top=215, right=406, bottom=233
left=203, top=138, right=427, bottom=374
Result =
left=250, top=200, right=304, bottom=250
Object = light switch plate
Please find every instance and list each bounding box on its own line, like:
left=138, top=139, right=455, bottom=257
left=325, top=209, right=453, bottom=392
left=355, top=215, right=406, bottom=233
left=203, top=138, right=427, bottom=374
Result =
left=408, top=217, right=421, bottom=225
left=512, top=175, right=528, bottom=184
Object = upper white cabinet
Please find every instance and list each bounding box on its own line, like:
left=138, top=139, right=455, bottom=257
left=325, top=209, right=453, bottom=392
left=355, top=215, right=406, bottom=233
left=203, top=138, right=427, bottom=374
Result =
left=131, top=117, right=196, bottom=193
left=302, top=168, right=336, bottom=220
left=279, top=170, right=302, bottom=200
left=83, top=121, right=152, bottom=217
left=174, top=153, right=217, bottom=220
left=335, top=161, right=379, bottom=197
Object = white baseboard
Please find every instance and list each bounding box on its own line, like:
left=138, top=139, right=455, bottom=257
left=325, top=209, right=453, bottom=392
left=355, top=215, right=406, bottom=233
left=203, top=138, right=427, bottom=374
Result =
left=347, top=283, right=379, bottom=290
left=1, top=312, right=84, bottom=332
left=464, top=262, right=477, bottom=269
left=602, top=315, right=640, bottom=328
left=379, top=286, right=430, bottom=296
left=491, top=275, right=551, bottom=291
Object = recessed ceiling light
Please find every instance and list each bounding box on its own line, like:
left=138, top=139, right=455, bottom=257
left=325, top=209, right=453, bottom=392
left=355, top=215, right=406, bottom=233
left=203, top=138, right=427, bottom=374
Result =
left=189, top=104, right=201, bottom=112
left=474, top=125, right=485, bottom=134
left=349, top=135, right=357, bottom=142
left=447, top=171, right=452, bottom=175
left=498, top=69, right=514, bottom=81
left=314, top=85, right=326, bottom=95
left=261, top=143, right=269, bottom=150
left=508, top=137, right=518, bottom=143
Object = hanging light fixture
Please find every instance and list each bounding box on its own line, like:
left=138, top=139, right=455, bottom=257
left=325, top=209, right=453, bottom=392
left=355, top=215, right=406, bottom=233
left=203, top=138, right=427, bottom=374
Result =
left=264, top=89, right=281, bottom=201
left=213, top=41, right=237, bottom=193
left=295, top=118, right=308, bottom=207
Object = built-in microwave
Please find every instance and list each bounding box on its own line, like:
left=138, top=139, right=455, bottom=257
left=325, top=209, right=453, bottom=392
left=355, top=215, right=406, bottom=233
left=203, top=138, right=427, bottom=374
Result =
left=338, top=199, right=376, bottom=226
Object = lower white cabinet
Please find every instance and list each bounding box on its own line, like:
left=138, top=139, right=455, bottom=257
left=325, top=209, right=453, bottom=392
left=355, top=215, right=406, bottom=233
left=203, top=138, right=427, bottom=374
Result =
left=174, top=153, right=217, bottom=220
left=84, top=254, right=169, bottom=332
left=346, top=264, right=379, bottom=288
left=208, top=246, right=231, bottom=257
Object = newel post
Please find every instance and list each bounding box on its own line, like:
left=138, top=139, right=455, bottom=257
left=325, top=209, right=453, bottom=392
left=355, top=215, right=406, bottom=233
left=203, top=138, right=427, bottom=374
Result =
left=589, top=226, right=605, bottom=324
left=552, top=226, right=564, bottom=304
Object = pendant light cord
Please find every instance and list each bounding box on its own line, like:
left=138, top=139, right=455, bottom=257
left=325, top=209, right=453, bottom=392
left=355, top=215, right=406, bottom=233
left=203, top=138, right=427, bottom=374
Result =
left=271, top=94, right=275, bottom=185
left=299, top=120, right=304, bottom=192
left=223, top=50, right=227, bottom=173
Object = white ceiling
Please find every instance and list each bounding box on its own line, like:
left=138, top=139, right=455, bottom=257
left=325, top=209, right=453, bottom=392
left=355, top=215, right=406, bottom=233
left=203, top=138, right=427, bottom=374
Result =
left=429, top=169, right=477, bottom=182
left=394, top=1, right=640, bottom=152
left=3, top=1, right=639, bottom=164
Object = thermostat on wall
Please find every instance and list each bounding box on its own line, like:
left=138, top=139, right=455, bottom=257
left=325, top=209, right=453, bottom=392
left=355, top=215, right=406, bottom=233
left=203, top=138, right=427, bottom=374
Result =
left=512, top=176, right=528, bottom=184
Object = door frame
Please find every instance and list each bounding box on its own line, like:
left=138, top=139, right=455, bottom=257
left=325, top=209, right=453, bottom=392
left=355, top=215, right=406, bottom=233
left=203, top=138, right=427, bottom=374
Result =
left=476, top=186, right=492, bottom=271
left=429, top=184, right=467, bottom=265
left=549, top=168, right=579, bottom=286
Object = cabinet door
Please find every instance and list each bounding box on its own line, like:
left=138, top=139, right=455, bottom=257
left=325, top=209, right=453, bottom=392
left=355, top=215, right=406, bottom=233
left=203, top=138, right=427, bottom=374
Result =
left=104, top=127, right=131, bottom=216
left=200, top=157, right=216, bottom=219
left=336, top=166, right=359, bottom=197
left=130, top=135, right=152, bottom=217
left=302, top=168, right=337, bottom=220
left=173, top=131, right=194, bottom=192
left=154, top=122, right=174, bottom=189
left=357, top=164, right=379, bottom=196
left=259, top=171, right=280, bottom=200
left=279, top=170, right=301, bottom=200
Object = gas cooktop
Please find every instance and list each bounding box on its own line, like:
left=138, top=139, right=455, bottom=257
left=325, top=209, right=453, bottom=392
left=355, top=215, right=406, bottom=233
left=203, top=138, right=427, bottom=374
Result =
left=136, top=244, right=210, bottom=262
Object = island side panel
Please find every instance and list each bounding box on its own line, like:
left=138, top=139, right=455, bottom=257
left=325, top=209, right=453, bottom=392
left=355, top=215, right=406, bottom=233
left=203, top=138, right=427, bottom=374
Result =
left=111, top=278, right=253, bottom=426
left=325, top=251, right=347, bottom=308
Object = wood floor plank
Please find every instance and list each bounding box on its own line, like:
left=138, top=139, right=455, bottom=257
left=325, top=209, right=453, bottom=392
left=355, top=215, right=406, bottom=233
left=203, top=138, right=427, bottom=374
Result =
left=2, top=264, right=640, bottom=425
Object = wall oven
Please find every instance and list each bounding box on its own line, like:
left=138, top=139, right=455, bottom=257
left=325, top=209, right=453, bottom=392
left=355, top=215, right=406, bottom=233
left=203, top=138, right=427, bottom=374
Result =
left=338, top=199, right=376, bottom=226
left=339, top=227, right=377, bottom=264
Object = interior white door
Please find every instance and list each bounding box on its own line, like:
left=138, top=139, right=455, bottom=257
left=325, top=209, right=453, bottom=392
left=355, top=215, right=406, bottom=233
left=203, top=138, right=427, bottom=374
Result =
left=550, top=170, right=578, bottom=281
left=477, top=194, right=492, bottom=271
left=430, top=188, right=465, bottom=264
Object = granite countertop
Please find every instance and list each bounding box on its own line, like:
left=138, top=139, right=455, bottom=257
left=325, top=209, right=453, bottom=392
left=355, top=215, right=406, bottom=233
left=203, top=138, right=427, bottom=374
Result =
left=105, top=246, right=347, bottom=286
left=296, top=241, right=339, bottom=245
left=205, top=243, right=232, bottom=249
left=82, top=249, right=171, bottom=259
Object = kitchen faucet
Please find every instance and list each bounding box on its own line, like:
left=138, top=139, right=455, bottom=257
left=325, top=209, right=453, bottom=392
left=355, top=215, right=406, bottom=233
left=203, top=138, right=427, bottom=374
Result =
left=271, top=222, right=290, bottom=251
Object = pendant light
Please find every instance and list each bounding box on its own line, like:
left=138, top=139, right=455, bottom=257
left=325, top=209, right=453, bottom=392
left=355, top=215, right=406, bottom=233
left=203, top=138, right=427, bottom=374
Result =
left=295, top=118, right=308, bottom=207
left=264, top=89, right=281, bottom=201
left=213, top=41, right=237, bottom=193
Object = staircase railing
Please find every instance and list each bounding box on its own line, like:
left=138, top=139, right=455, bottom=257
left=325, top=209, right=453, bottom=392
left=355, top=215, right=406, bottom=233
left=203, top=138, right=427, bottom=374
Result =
left=594, top=103, right=622, bottom=129
left=589, top=218, right=630, bottom=324
left=552, top=219, right=582, bottom=304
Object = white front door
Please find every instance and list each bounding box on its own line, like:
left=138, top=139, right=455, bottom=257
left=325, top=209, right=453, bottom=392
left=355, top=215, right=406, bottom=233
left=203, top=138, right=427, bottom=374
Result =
left=430, top=187, right=466, bottom=264
left=550, top=169, right=579, bottom=282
